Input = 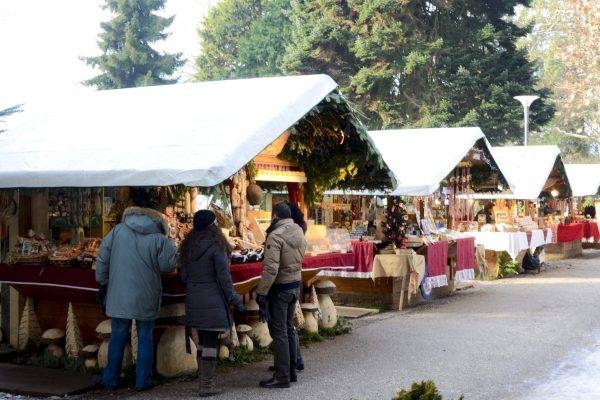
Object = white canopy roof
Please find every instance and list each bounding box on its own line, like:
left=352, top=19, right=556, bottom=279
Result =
left=0, top=74, right=340, bottom=188
left=366, top=127, right=504, bottom=196
left=466, top=145, right=570, bottom=200
left=565, top=164, right=600, bottom=197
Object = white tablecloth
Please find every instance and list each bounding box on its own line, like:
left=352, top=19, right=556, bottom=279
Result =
left=545, top=228, right=554, bottom=244
left=465, top=231, right=530, bottom=260
left=529, top=229, right=546, bottom=248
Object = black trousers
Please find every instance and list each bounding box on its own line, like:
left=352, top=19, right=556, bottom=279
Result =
left=268, top=288, right=299, bottom=380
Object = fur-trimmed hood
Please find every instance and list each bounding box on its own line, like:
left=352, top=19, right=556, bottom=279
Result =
left=122, top=206, right=169, bottom=236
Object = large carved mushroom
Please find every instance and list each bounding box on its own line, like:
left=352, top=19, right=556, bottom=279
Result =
left=96, top=319, right=132, bottom=369
left=155, top=303, right=197, bottom=378
left=236, top=325, right=253, bottom=352
left=301, top=303, right=319, bottom=333
left=246, top=298, right=272, bottom=347
left=315, top=280, right=338, bottom=329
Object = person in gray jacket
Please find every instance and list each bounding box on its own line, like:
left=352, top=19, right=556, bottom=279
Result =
left=180, top=210, right=244, bottom=397
left=257, top=202, right=307, bottom=388
left=96, top=205, right=177, bottom=391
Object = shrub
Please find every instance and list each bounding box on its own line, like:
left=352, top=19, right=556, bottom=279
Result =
left=393, top=380, right=464, bottom=400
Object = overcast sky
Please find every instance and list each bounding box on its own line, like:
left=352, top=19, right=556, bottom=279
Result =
left=0, top=0, right=217, bottom=108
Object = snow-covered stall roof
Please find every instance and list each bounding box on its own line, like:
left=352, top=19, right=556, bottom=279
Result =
left=0, top=74, right=379, bottom=188
left=466, top=145, right=571, bottom=200
left=565, top=164, right=600, bottom=197
left=364, top=127, right=508, bottom=196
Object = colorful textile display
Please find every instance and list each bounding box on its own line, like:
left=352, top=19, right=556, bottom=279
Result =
left=556, top=223, right=584, bottom=243
left=455, top=237, right=475, bottom=282
left=425, top=240, right=448, bottom=288
left=351, top=240, right=376, bottom=274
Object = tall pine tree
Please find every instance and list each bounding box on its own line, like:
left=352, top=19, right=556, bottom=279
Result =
left=195, top=0, right=554, bottom=144
left=196, top=0, right=292, bottom=80
left=82, top=0, right=184, bottom=89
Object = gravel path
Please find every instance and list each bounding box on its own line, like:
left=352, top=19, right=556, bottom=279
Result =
left=14, top=251, right=600, bottom=400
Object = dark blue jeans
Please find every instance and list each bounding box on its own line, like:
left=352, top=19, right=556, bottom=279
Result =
left=102, top=318, right=155, bottom=390
left=268, top=288, right=299, bottom=381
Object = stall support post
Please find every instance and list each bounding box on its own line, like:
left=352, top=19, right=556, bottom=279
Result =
left=1, top=284, right=9, bottom=342
left=8, top=287, right=22, bottom=348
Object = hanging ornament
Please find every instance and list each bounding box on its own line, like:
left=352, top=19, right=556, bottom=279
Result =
left=246, top=182, right=263, bottom=206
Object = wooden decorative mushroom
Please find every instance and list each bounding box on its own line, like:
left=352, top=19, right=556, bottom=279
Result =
left=301, top=303, right=319, bottom=333
left=47, top=343, right=65, bottom=359
left=65, top=303, right=83, bottom=358
left=315, top=280, right=338, bottom=329
left=81, top=344, right=99, bottom=370
left=156, top=326, right=197, bottom=377
left=42, top=328, right=65, bottom=345
left=236, top=325, right=253, bottom=352
left=95, top=319, right=111, bottom=369
left=218, top=331, right=231, bottom=360
left=246, top=298, right=272, bottom=347
left=155, top=303, right=197, bottom=378
left=17, top=297, right=42, bottom=350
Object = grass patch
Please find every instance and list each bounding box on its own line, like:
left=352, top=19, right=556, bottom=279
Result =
left=299, top=317, right=352, bottom=347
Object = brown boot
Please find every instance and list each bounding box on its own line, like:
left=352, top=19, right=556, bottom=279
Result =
left=199, top=358, right=221, bottom=397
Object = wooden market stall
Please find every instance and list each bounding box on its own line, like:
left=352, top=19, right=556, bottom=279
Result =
left=315, top=127, right=511, bottom=308
left=460, top=145, right=574, bottom=274
left=565, top=164, right=600, bottom=247
left=0, top=74, right=395, bottom=357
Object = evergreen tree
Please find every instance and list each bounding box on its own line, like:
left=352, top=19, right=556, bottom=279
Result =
left=82, top=0, right=184, bottom=89
left=382, top=197, right=409, bottom=248
left=196, top=0, right=292, bottom=80
left=195, top=1, right=554, bottom=144
left=284, top=0, right=554, bottom=144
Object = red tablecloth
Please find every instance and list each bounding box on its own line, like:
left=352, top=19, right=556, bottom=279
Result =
left=0, top=252, right=356, bottom=303
left=581, top=221, right=600, bottom=241
left=426, top=241, right=449, bottom=278
left=556, top=223, right=584, bottom=243
left=455, top=237, right=475, bottom=271
left=351, top=240, right=376, bottom=273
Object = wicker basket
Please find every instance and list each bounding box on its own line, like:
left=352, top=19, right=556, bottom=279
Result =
left=9, top=252, right=49, bottom=265
left=48, top=255, right=79, bottom=267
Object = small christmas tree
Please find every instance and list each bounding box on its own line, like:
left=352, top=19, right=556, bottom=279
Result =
left=382, top=197, right=409, bottom=248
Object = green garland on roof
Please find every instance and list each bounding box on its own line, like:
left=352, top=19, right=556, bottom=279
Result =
left=280, top=90, right=395, bottom=205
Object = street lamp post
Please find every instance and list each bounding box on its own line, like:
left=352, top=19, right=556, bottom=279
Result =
left=514, top=95, right=539, bottom=146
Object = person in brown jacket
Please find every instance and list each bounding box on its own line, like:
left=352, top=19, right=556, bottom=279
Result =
left=256, top=202, right=307, bottom=388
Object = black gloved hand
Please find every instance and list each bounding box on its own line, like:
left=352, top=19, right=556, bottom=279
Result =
left=256, top=294, right=270, bottom=323
left=256, top=294, right=267, bottom=307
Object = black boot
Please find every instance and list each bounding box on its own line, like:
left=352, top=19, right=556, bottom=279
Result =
left=199, top=358, right=221, bottom=397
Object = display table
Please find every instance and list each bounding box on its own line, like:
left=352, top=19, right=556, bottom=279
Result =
left=465, top=231, right=529, bottom=260
left=581, top=221, right=600, bottom=242
left=545, top=223, right=584, bottom=259
left=0, top=252, right=355, bottom=303
left=556, top=223, right=584, bottom=243
left=526, top=229, right=547, bottom=249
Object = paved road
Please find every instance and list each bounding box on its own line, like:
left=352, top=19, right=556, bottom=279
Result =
left=81, top=251, right=600, bottom=399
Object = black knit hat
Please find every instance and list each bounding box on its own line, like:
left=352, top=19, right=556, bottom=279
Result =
left=273, top=202, right=292, bottom=219
left=193, top=210, right=216, bottom=231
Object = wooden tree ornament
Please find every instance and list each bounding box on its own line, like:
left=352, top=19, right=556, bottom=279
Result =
left=65, top=302, right=83, bottom=358
left=17, top=297, right=42, bottom=350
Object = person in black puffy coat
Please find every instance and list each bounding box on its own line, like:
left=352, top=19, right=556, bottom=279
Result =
left=180, top=210, right=244, bottom=397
